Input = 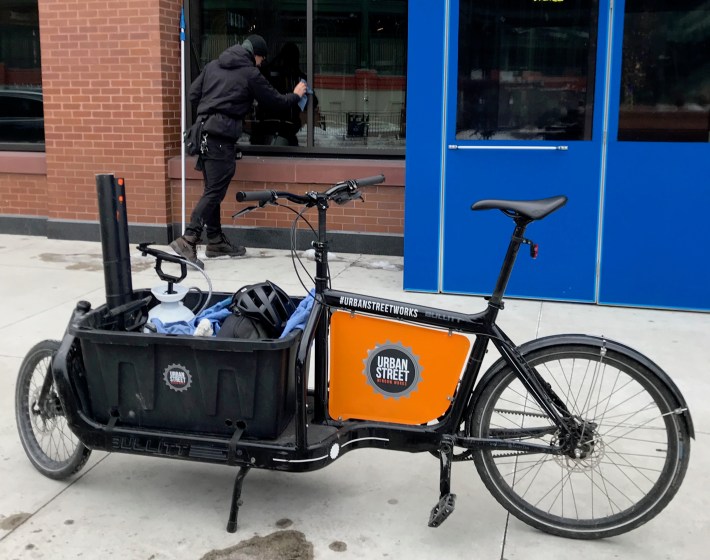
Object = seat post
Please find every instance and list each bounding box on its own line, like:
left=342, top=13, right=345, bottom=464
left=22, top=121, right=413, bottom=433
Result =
left=487, top=219, right=530, bottom=318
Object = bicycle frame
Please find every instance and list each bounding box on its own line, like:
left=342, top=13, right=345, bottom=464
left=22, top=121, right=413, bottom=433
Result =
left=285, top=193, right=573, bottom=460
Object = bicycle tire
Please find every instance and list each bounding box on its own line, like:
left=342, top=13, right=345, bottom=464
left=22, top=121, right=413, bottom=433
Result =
left=470, top=343, right=690, bottom=539
left=15, top=340, right=91, bottom=480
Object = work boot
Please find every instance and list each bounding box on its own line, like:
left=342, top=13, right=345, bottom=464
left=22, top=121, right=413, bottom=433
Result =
left=170, top=234, right=204, bottom=269
left=205, top=232, right=246, bottom=258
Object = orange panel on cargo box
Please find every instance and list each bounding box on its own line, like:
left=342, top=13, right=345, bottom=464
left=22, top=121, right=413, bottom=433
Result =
left=328, top=311, right=472, bottom=424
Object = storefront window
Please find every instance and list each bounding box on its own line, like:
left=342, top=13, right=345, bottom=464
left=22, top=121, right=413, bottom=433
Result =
left=618, top=0, right=710, bottom=142
left=313, top=1, right=407, bottom=151
left=456, top=0, right=598, bottom=141
left=0, top=0, right=43, bottom=150
left=189, top=0, right=407, bottom=155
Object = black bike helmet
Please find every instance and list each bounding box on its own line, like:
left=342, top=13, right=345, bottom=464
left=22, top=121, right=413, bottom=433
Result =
left=230, top=281, right=296, bottom=338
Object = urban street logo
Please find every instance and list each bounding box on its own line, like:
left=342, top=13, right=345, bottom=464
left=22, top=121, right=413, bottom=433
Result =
left=363, top=342, right=422, bottom=399
left=163, top=363, right=192, bottom=392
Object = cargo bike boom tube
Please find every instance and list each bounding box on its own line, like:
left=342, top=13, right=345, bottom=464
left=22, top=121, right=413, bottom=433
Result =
left=15, top=173, right=694, bottom=540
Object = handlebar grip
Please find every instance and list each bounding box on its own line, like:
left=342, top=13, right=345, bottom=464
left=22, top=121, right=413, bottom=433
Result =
left=236, top=190, right=275, bottom=203
left=354, top=174, right=385, bottom=187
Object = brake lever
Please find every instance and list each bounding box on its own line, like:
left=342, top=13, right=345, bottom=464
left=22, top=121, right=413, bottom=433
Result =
left=232, top=205, right=258, bottom=218
left=332, top=189, right=363, bottom=205
left=232, top=200, right=278, bottom=218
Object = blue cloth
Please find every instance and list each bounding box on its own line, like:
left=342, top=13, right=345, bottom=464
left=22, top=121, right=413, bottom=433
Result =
left=280, top=290, right=315, bottom=338
left=150, top=297, right=233, bottom=335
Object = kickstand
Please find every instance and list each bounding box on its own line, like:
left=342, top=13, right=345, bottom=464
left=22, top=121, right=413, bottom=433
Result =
left=428, top=436, right=457, bottom=528
left=226, top=466, right=251, bottom=533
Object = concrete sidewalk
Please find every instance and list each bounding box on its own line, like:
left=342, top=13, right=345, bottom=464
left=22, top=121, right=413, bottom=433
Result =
left=0, top=233, right=708, bottom=559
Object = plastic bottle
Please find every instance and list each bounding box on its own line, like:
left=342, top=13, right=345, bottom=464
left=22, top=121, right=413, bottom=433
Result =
left=144, top=283, right=195, bottom=331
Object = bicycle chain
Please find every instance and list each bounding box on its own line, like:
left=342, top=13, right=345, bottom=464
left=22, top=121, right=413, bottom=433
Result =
left=491, top=408, right=550, bottom=419
left=452, top=408, right=554, bottom=461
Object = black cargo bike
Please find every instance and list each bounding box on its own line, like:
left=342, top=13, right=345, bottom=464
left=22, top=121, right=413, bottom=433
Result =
left=15, top=173, right=693, bottom=539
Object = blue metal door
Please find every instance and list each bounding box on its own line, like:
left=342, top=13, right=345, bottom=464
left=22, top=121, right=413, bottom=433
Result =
left=440, top=0, right=610, bottom=302
left=599, top=0, right=710, bottom=311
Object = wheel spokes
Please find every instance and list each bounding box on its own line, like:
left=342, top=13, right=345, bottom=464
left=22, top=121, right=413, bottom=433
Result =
left=27, top=355, right=80, bottom=464
left=487, top=356, right=672, bottom=522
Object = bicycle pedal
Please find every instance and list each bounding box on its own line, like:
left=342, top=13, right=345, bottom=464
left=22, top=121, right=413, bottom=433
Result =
left=428, top=493, right=456, bottom=528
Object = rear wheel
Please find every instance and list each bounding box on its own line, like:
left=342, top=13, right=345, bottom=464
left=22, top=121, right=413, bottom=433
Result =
left=470, top=343, right=690, bottom=539
left=15, top=340, right=91, bottom=479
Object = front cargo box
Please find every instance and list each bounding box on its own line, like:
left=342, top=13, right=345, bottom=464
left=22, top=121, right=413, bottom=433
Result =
left=69, top=291, right=299, bottom=439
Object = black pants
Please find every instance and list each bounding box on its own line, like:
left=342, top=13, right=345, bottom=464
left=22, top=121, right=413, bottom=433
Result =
left=185, top=136, right=238, bottom=240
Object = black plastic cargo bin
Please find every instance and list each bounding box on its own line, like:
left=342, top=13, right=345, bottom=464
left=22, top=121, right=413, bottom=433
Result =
left=69, top=291, right=299, bottom=439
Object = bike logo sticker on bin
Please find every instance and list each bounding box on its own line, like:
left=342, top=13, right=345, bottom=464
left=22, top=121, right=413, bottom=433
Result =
left=163, top=364, right=192, bottom=392
left=363, top=342, right=422, bottom=399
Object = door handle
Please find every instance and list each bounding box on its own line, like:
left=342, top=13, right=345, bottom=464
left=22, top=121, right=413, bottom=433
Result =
left=448, top=144, right=568, bottom=151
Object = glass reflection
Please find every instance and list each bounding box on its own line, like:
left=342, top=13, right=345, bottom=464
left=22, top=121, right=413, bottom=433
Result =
left=618, top=0, right=710, bottom=142
left=313, top=1, right=407, bottom=149
left=193, top=0, right=407, bottom=152
left=456, top=0, right=598, bottom=141
left=193, top=0, right=308, bottom=148
left=251, top=41, right=309, bottom=146
left=0, top=0, right=43, bottom=146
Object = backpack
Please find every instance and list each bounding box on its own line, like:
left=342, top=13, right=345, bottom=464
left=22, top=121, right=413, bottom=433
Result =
left=216, top=312, right=269, bottom=340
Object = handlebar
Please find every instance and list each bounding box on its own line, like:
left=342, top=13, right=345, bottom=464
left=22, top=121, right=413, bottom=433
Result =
left=352, top=174, right=386, bottom=187
left=236, top=190, right=277, bottom=203
left=235, top=174, right=386, bottom=206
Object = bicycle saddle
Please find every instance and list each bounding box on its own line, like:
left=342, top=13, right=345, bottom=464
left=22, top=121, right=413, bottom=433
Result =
left=471, top=195, right=567, bottom=221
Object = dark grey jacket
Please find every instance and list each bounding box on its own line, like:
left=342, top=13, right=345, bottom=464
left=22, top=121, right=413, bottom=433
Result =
left=189, top=44, right=301, bottom=140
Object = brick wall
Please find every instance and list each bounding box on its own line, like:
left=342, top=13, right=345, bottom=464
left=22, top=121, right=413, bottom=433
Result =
left=37, top=0, right=181, bottom=224
left=170, top=178, right=404, bottom=235
left=0, top=174, right=47, bottom=216
left=168, top=156, right=406, bottom=235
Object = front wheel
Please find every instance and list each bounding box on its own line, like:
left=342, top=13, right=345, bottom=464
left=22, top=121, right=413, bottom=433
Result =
left=470, top=343, right=690, bottom=539
left=15, top=340, right=91, bottom=479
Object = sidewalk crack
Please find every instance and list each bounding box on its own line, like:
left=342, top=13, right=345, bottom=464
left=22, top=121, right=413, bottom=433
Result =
left=330, top=254, right=365, bottom=281
left=0, top=453, right=110, bottom=543
left=500, top=511, right=511, bottom=560
left=535, top=301, right=544, bottom=339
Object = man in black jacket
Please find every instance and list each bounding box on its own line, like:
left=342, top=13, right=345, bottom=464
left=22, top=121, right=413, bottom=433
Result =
left=171, top=34, right=307, bottom=268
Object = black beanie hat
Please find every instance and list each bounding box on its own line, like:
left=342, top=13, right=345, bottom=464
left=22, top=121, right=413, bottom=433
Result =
left=243, top=34, right=268, bottom=57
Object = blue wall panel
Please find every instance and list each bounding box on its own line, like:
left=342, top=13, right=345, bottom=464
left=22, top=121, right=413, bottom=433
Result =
left=441, top=149, right=602, bottom=303
left=403, top=0, right=709, bottom=310
left=402, top=1, right=448, bottom=292
left=599, top=0, right=710, bottom=311
left=600, top=143, right=710, bottom=311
